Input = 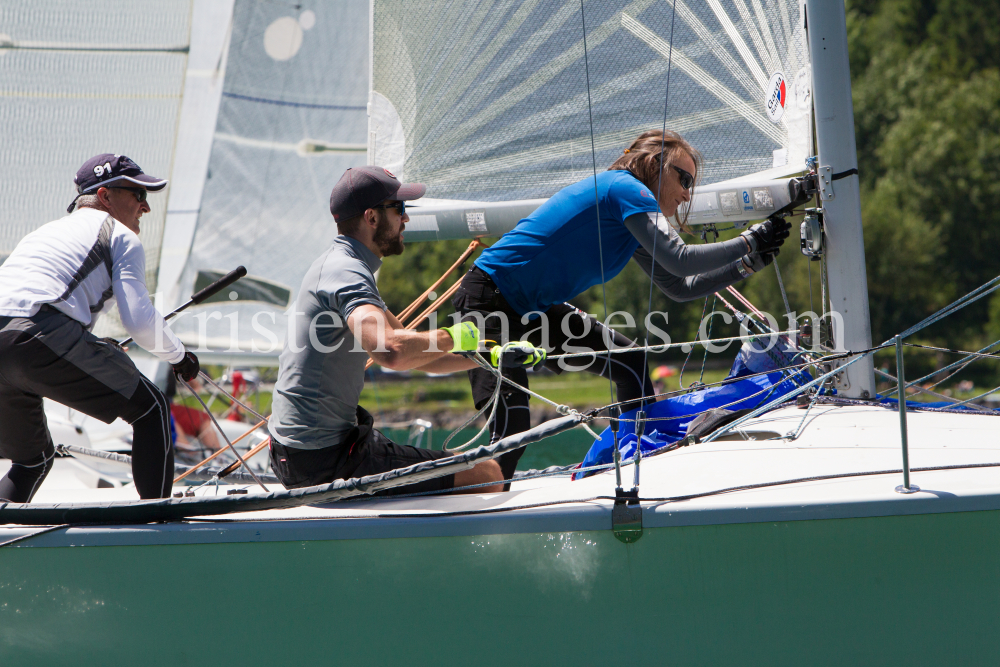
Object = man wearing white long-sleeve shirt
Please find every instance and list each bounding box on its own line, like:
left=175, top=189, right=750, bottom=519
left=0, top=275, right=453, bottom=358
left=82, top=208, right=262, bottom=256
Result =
left=0, top=154, right=199, bottom=503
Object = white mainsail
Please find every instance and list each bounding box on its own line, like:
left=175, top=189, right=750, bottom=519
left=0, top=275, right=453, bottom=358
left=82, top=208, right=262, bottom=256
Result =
left=0, top=0, right=192, bottom=291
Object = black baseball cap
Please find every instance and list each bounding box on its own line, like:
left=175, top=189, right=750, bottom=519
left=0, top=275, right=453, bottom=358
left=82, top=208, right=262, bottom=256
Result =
left=67, top=154, right=168, bottom=213
left=329, top=166, right=425, bottom=221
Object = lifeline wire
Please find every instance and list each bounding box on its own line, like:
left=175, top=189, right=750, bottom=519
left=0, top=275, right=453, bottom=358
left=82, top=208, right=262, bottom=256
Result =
left=913, top=342, right=1000, bottom=390
left=927, top=384, right=1000, bottom=411
left=874, top=368, right=992, bottom=412
left=897, top=276, right=1000, bottom=341
left=709, top=275, right=1000, bottom=443
left=472, top=329, right=832, bottom=423
left=548, top=329, right=801, bottom=360
left=895, top=339, right=1000, bottom=397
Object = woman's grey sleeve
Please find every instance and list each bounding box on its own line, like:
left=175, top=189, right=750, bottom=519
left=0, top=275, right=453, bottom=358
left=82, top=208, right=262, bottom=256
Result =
left=632, top=246, right=746, bottom=302
left=623, top=212, right=748, bottom=277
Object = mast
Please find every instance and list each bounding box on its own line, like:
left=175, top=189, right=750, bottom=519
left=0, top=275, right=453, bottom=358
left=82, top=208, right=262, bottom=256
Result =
left=805, top=0, right=876, bottom=399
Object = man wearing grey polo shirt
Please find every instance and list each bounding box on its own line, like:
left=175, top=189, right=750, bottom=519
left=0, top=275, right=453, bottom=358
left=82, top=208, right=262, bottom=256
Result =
left=268, top=166, right=544, bottom=495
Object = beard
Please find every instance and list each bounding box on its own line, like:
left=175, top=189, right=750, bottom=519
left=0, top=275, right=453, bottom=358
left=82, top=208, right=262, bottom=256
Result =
left=373, top=210, right=405, bottom=257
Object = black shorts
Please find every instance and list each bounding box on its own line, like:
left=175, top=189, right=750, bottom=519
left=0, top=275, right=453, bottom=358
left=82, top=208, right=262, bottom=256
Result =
left=451, top=266, right=653, bottom=410
left=0, top=308, right=147, bottom=463
left=269, top=406, right=455, bottom=496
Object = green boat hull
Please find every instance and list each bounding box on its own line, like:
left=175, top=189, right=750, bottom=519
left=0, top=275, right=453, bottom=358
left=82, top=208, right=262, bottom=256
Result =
left=3, top=508, right=999, bottom=665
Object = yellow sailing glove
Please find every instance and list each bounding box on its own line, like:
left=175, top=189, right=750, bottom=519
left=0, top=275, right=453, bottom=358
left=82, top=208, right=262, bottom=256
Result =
left=490, top=341, right=547, bottom=369
left=442, top=321, right=481, bottom=353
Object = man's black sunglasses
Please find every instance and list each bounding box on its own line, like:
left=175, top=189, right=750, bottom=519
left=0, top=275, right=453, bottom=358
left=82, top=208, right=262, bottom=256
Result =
left=672, top=165, right=695, bottom=190
left=373, top=200, right=406, bottom=216
left=112, top=187, right=148, bottom=203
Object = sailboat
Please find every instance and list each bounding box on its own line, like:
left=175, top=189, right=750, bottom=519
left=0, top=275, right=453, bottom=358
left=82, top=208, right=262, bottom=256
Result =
left=3, top=1, right=1000, bottom=664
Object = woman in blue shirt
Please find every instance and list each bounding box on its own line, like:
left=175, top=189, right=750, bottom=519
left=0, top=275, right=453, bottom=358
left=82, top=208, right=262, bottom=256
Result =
left=453, top=130, right=789, bottom=480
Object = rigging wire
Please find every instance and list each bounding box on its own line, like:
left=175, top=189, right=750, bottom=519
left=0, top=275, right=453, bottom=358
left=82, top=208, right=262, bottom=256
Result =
left=178, top=379, right=269, bottom=491
left=903, top=339, right=1000, bottom=393
left=774, top=259, right=792, bottom=320
left=678, top=295, right=712, bottom=388
left=694, top=294, right=719, bottom=386
left=808, top=259, right=814, bottom=315
left=578, top=0, right=615, bottom=410
left=640, top=0, right=680, bottom=401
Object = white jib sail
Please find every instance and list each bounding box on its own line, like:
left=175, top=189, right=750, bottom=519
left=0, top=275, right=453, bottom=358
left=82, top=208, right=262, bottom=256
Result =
left=369, top=0, right=812, bottom=222
left=162, top=0, right=371, bottom=360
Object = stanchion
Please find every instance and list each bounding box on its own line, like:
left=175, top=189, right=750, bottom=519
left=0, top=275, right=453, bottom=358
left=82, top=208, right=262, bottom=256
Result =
left=894, top=334, right=919, bottom=494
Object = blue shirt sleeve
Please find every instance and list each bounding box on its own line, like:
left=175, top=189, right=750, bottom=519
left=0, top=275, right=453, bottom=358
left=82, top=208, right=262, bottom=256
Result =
left=607, top=172, right=661, bottom=223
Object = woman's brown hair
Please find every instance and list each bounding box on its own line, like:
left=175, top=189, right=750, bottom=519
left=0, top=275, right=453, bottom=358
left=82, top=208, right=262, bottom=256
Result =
left=607, top=129, right=701, bottom=231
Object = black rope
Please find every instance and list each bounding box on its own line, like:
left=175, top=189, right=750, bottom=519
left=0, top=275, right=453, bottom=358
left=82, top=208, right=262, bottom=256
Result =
left=831, top=168, right=858, bottom=180
left=0, top=524, right=67, bottom=548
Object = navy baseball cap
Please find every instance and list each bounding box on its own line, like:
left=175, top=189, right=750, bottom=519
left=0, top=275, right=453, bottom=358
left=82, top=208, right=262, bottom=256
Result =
left=68, top=154, right=168, bottom=212
left=329, top=166, right=425, bottom=221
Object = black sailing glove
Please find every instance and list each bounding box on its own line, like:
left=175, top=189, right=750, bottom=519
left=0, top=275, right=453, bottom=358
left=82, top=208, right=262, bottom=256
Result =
left=741, top=216, right=792, bottom=254
left=172, top=350, right=200, bottom=382
left=737, top=250, right=778, bottom=277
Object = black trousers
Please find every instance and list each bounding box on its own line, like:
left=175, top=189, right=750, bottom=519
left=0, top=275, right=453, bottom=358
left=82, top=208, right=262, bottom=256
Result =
left=452, top=267, right=654, bottom=479
left=0, top=310, right=174, bottom=502
left=269, top=405, right=455, bottom=495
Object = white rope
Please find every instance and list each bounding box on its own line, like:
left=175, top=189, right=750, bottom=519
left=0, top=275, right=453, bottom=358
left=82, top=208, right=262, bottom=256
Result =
left=443, top=349, right=598, bottom=453
left=774, top=260, right=792, bottom=319
left=548, top=329, right=800, bottom=360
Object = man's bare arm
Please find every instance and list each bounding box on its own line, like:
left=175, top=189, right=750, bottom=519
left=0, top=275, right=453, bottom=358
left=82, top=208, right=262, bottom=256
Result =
left=347, top=305, right=474, bottom=372
left=412, top=354, right=478, bottom=374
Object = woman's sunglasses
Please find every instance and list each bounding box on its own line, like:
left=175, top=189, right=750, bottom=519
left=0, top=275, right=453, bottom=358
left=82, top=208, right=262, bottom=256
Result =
left=672, top=165, right=694, bottom=190
left=374, top=200, right=406, bottom=215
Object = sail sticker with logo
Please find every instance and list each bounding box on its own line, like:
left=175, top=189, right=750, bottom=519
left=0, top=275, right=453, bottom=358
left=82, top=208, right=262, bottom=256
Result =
left=765, top=72, right=786, bottom=123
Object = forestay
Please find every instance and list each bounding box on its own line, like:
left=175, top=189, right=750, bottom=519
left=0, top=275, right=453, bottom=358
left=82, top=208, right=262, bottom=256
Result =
left=369, top=0, right=813, bottom=204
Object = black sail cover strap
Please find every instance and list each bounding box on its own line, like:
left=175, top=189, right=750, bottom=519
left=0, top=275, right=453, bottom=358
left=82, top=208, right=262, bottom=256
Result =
left=832, top=168, right=859, bottom=181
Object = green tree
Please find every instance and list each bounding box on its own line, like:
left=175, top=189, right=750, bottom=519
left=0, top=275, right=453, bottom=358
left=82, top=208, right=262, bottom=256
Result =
left=848, top=0, right=1000, bottom=347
